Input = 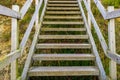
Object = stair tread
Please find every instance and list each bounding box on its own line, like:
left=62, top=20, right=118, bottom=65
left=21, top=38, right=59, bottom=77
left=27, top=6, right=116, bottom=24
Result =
left=36, top=43, right=91, bottom=49
left=28, top=66, right=99, bottom=76
left=47, top=7, right=79, bottom=10
left=33, top=54, right=95, bottom=61
left=44, top=16, right=82, bottom=19
left=48, top=1, right=78, bottom=3
left=47, top=4, right=78, bottom=7
left=41, top=28, right=86, bottom=31
left=39, top=35, right=88, bottom=39
left=43, top=21, right=84, bottom=25
left=46, top=11, right=81, bottom=14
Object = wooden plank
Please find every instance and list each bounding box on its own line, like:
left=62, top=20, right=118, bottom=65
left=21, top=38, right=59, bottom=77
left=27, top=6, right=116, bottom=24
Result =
left=78, top=1, right=107, bottom=80
left=106, top=9, right=120, bottom=19
left=33, top=54, right=95, bottom=61
left=20, top=0, right=43, bottom=55
left=43, top=21, right=84, bottom=25
left=0, top=5, right=21, bottom=19
left=35, top=0, right=39, bottom=28
left=87, top=0, right=91, bottom=29
left=47, top=4, right=78, bottom=7
left=21, top=0, right=47, bottom=79
left=20, top=0, right=33, bottom=18
left=11, top=5, right=19, bottom=80
left=44, top=16, right=82, bottom=19
left=36, top=43, right=91, bottom=49
left=83, top=0, right=120, bottom=64
left=47, top=7, right=79, bottom=10
left=93, top=0, right=107, bottom=19
left=41, top=28, right=86, bottom=31
left=28, top=66, right=99, bottom=76
left=48, top=1, right=77, bottom=4
left=46, top=11, right=81, bottom=15
left=108, top=6, right=117, bottom=80
left=39, top=35, right=88, bottom=39
left=0, top=50, right=20, bottom=71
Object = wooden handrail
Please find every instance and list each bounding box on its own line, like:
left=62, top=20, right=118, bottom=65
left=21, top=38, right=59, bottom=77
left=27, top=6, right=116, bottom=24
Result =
left=0, top=0, right=43, bottom=71
left=0, top=5, right=21, bottom=19
left=78, top=1, right=107, bottom=79
left=82, top=0, right=120, bottom=64
left=20, top=0, right=43, bottom=55
left=93, top=0, right=120, bottom=19
left=20, top=0, right=33, bottom=19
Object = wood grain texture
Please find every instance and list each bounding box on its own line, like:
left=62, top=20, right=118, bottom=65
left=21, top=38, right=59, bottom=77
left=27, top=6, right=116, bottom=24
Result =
left=28, top=66, right=99, bottom=76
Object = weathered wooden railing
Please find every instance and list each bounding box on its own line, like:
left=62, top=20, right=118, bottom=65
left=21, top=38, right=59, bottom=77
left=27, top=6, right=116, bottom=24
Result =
left=0, top=0, right=45, bottom=80
left=78, top=0, right=120, bottom=79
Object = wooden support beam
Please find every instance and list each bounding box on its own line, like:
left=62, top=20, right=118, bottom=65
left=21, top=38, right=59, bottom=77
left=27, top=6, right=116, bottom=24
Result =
left=11, top=5, right=19, bottom=80
left=108, top=6, right=117, bottom=80
left=0, top=5, right=21, bottom=19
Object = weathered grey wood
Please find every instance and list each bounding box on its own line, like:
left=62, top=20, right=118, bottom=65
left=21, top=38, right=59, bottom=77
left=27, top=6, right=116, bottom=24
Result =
left=33, top=54, right=95, bottom=61
left=35, top=0, right=39, bottom=28
left=28, top=66, right=99, bottom=76
left=47, top=7, right=79, bottom=10
left=44, top=16, right=82, bottom=19
left=47, top=4, right=78, bottom=7
left=20, top=0, right=43, bottom=55
left=106, top=9, right=120, bottom=19
left=87, top=0, right=91, bottom=29
left=0, top=50, right=20, bottom=71
left=0, top=5, right=21, bottom=19
left=46, top=11, right=81, bottom=14
left=93, top=0, right=106, bottom=19
left=21, top=23, right=41, bottom=80
left=43, top=21, right=84, bottom=25
left=20, top=0, right=33, bottom=18
left=83, top=0, right=120, bottom=64
left=39, top=35, right=88, bottom=39
left=36, top=43, right=91, bottom=49
left=21, top=0, right=47, bottom=79
left=41, top=28, right=86, bottom=31
left=108, top=6, right=117, bottom=80
left=83, top=0, right=108, bottom=56
left=78, top=1, right=107, bottom=80
left=48, top=1, right=77, bottom=4
left=11, top=5, right=19, bottom=80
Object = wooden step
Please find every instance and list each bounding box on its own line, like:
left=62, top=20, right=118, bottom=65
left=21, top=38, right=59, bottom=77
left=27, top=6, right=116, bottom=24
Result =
left=39, top=35, right=88, bottom=39
left=46, top=11, right=81, bottom=15
left=28, top=66, right=99, bottom=76
left=47, top=4, right=78, bottom=7
left=33, top=54, right=95, bottom=61
left=43, top=21, right=84, bottom=25
left=36, top=43, right=91, bottom=49
left=47, top=7, right=79, bottom=11
left=48, top=1, right=77, bottom=4
left=44, top=16, right=82, bottom=19
left=41, top=28, right=86, bottom=32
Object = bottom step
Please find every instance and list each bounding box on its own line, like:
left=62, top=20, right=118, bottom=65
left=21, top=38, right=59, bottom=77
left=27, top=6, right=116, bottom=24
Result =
left=28, top=66, right=99, bottom=76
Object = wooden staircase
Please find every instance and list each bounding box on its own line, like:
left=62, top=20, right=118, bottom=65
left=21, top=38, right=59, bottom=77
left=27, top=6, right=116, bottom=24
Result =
left=27, top=0, right=100, bottom=79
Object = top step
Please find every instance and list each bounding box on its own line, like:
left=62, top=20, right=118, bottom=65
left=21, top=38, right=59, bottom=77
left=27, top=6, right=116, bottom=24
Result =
left=48, top=1, right=78, bottom=4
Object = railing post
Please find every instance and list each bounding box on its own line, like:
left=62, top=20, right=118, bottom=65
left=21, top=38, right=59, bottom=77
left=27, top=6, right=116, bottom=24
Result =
left=11, top=5, right=19, bottom=80
left=87, top=0, right=91, bottom=29
left=35, top=0, right=39, bottom=28
left=108, top=6, right=117, bottom=80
